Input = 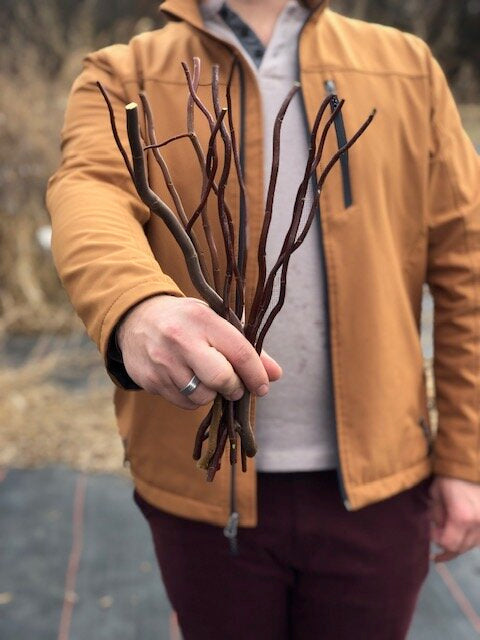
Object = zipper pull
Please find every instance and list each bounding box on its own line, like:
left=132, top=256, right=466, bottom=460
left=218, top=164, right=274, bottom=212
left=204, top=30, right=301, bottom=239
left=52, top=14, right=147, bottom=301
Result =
left=325, top=79, right=336, bottom=95
left=325, top=79, right=341, bottom=109
left=223, top=511, right=240, bottom=555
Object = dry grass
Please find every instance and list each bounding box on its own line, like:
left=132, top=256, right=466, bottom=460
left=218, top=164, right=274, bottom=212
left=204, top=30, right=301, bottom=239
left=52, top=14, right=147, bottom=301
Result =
left=0, top=5, right=90, bottom=332
left=0, top=335, right=125, bottom=474
left=0, top=2, right=155, bottom=334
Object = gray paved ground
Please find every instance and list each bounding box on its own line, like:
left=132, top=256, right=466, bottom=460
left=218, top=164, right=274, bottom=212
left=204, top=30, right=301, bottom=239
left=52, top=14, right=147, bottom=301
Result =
left=0, top=468, right=172, bottom=640
left=1, top=467, right=479, bottom=639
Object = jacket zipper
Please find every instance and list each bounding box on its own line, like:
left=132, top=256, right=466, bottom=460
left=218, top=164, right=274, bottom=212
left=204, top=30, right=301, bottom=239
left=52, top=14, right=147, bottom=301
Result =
left=225, top=60, right=248, bottom=556
left=324, top=79, right=353, bottom=209
left=296, top=30, right=352, bottom=511
left=171, top=22, right=257, bottom=551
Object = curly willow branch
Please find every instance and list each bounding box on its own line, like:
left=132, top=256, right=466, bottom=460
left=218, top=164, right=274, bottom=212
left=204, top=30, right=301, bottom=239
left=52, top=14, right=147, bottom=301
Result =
left=98, top=62, right=375, bottom=483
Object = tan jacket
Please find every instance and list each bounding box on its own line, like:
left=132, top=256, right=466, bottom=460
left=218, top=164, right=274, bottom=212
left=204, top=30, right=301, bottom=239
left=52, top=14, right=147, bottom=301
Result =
left=47, top=0, right=480, bottom=526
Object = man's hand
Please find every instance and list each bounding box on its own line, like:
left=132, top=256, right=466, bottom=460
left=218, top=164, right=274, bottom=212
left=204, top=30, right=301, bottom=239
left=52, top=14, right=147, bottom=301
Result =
left=117, top=295, right=282, bottom=410
left=430, top=476, right=480, bottom=562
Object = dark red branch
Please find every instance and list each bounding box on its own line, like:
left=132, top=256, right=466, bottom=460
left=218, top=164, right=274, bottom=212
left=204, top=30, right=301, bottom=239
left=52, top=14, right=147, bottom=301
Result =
left=97, top=82, right=135, bottom=182
left=248, top=98, right=345, bottom=345
left=245, top=83, right=300, bottom=340
left=226, top=57, right=248, bottom=317
left=255, top=108, right=376, bottom=353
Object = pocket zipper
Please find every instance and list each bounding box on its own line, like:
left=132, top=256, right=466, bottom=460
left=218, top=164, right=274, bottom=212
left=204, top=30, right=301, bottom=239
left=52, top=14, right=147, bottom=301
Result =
left=324, top=79, right=353, bottom=209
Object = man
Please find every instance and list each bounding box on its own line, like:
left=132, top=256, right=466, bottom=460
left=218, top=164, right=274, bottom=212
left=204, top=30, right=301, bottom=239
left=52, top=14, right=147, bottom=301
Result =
left=47, top=0, right=480, bottom=638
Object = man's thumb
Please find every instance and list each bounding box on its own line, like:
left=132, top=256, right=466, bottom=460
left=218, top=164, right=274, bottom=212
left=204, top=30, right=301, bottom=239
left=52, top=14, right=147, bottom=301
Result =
left=260, top=350, right=283, bottom=382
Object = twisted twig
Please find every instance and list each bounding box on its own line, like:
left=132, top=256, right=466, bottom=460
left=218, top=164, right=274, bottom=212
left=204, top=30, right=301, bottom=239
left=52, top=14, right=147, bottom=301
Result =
left=248, top=98, right=346, bottom=345
left=255, top=108, right=377, bottom=353
left=139, top=91, right=211, bottom=287
left=184, top=58, right=222, bottom=293
left=226, top=57, right=248, bottom=317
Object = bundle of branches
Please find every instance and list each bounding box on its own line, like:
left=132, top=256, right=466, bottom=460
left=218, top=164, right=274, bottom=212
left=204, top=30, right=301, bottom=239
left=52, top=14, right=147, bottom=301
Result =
left=98, top=56, right=375, bottom=482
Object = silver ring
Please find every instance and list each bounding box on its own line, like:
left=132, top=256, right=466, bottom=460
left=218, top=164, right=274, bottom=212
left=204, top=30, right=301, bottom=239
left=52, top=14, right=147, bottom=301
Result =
left=179, top=374, right=201, bottom=396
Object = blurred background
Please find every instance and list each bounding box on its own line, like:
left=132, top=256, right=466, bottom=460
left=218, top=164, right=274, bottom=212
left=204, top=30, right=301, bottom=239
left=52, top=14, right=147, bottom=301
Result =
left=0, top=1, right=479, bottom=639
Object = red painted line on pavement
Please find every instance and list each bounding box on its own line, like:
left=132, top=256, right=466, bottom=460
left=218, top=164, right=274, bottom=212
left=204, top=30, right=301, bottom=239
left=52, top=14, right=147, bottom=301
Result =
left=57, top=474, right=88, bottom=640
left=435, top=562, right=480, bottom=634
left=170, top=610, right=182, bottom=640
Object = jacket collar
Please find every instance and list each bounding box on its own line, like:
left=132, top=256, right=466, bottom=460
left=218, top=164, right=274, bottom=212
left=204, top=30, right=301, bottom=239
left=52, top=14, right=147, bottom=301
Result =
left=160, top=0, right=328, bottom=30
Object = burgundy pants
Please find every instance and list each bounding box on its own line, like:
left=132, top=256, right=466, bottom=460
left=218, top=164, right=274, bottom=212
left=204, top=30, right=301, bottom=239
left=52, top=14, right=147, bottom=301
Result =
left=134, top=471, right=431, bottom=640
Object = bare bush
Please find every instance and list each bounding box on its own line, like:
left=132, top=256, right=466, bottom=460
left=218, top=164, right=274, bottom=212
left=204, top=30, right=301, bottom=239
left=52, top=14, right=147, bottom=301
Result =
left=0, top=0, right=157, bottom=333
left=0, top=334, right=123, bottom=472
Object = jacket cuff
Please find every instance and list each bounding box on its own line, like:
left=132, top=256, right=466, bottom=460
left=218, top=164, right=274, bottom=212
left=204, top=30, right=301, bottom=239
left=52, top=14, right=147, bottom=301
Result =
left=106, top=324, right=141, bottom=390
left=99, top=279, right=185, bottom=388
left=433, top=457, right=480, bottom=484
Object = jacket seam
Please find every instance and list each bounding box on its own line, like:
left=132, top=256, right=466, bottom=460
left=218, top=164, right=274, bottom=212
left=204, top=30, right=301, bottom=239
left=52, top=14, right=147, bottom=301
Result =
left=347, top=457, right=430, bottom=490
left=136, top=472, right=226, bottom=513
left=121, top=70, right=429, bottom=85
left=301, top=67, right=428, bottom=79
left=441, top=148, right=480, bottom=471
left=132, top=78, right=228, bottom=86
left=434, top=454, right=479, bottom=470
left=430, top=41, right=480, bottom=471
left=323, top=216, right=353, bottom=490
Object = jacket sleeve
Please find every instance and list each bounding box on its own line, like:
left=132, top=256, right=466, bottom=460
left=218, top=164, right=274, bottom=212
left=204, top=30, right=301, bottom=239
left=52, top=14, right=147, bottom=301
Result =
left=46, top=47, right=185, bottom=387
left=425, top=52, right=480, bottom=482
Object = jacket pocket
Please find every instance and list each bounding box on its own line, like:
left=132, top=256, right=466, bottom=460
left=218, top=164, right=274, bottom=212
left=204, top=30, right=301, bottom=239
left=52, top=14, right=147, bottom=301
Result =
left=324, top=79, right=353, bottom=209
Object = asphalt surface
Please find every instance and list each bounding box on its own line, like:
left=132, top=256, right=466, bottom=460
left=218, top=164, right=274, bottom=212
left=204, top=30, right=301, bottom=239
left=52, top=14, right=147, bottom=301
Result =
left=0, top=468, right=172, bottom=640
left=1, top=467, right=479, bottom=639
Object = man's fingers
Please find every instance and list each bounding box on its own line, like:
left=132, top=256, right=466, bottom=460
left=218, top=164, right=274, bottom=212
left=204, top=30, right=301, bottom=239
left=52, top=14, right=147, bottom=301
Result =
left=433, top=549, right=461, bottom=563
left=142, top=372, right=200, bottom=410
left=171, top=369, right=218, bottom=407
left=207, top=321, right=270, bottom=396
left=432, top=524, right=480, bottom=562
left=139, top=360, right=213, bottom=410
left=431, top=521, right=466, bottom=562
left=432, top=522, right=464, bottom=550
left=260, top=350, right=283, bottom=382
left=186, top=346, right=245, bottom=401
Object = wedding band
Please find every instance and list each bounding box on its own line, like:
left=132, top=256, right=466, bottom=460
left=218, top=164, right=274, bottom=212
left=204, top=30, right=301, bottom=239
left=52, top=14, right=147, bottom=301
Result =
left=179, top=374, right=201, bottom=396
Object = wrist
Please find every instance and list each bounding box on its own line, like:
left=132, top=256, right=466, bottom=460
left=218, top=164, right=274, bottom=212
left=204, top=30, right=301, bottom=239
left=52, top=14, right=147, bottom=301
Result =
left=116, top=294, right=173, bottom=352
